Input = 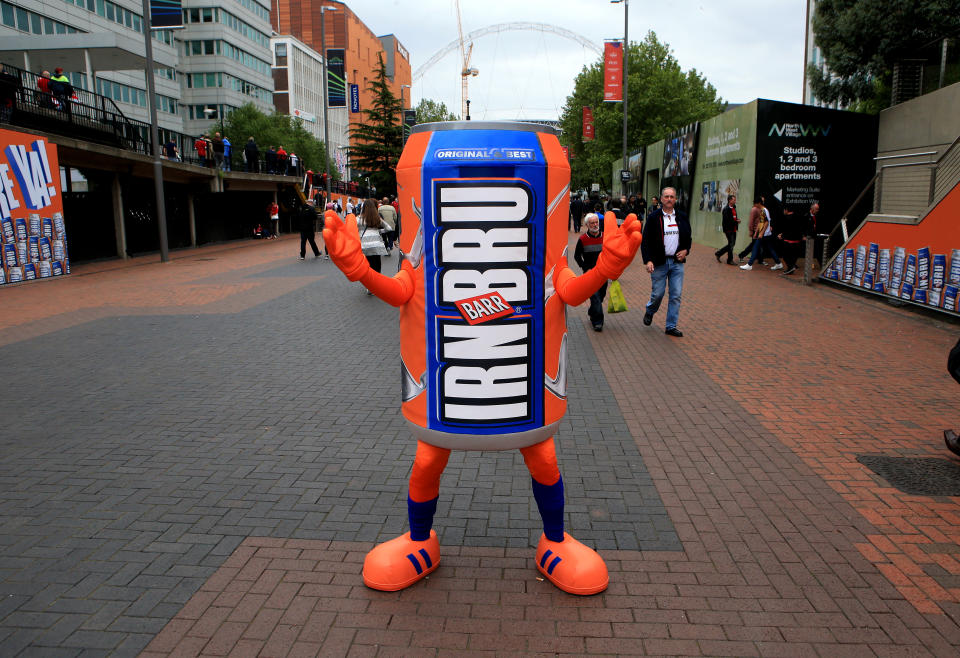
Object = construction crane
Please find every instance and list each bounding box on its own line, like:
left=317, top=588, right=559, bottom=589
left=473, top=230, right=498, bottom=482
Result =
left=456, top=0, right=478, bottom=119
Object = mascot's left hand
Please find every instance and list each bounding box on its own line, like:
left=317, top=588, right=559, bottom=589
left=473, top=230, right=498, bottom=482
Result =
left=322, top=211, right=369, bottom=281
left=595, top=212, right=642, bottom=280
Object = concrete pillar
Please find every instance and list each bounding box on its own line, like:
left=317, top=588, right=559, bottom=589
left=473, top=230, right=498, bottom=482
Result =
left=187, top=193, right=197, bottom=247
left=112, top=174, right=128, bottom=259
left=84, top=49, right=95, bottom=92
left=23, top=51, right=30, bottom=72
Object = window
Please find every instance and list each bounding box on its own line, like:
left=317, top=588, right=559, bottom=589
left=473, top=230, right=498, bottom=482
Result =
left=276, top=43, right=287, bottom=57
left=30, top=13, right=40, bottom=33
left=1, top=4, right=14, bottom=27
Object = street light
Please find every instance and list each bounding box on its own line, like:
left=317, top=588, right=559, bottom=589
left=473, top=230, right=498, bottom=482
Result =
left=611, top=0, right=628, bottom=197
left=320, top=4, right=338, bottom=201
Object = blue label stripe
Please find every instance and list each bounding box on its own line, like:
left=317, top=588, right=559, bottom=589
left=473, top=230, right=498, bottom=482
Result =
left=406, top=553, right=423, bottom=574
left=547, top=556, right=562, bottom=575
left=418, top=548, right=433, bottom=569
left=539, top=549, right=553, bottom=568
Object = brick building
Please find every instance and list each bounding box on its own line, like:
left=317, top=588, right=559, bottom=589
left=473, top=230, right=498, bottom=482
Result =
left=271, top=0, right=412, bottom=137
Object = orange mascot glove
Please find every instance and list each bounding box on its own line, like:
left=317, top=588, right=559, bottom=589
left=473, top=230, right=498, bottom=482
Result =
left=553, top=211, right=642, bottom=307
left=322, top=210, right=369, bottom=281
left=322, top=209, right=415, bottom=307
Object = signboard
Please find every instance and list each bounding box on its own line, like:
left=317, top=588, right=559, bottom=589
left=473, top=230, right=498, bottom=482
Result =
left=603, top=41, right=623, bottom=102
left=326, top=48, right=346, bottom=107
left=349, top=84, right=360, bottom=113
left=291, top=108, right=316, bottom=123
left=620, top=169, right=631, bottom=182
left=755, top=100, right=878, bottom=235
left=150, top=0, right=182, bottom=29
left=0, top=128, right=70, bottom=285
left=582, top=106, right=594, bottom=141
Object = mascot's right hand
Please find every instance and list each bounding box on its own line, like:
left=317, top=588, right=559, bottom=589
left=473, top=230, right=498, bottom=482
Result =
left=322, top=211, right=369, bottom=281
left=595, top=211, right=642, bottom=281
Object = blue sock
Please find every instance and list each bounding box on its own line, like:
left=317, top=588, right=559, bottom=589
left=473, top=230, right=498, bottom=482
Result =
left=408, top=496, right=438, bottom=541
left=531, top=476, right=565, bottom=542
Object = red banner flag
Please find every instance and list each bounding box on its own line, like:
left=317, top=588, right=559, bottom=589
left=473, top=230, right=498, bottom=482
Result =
left=582, top=106, right=594, bottom=141
left=603, top=41, right=623, bottom=102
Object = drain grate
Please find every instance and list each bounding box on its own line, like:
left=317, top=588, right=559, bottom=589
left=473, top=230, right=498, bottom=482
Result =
left=857, top=455, right=960, bottom=497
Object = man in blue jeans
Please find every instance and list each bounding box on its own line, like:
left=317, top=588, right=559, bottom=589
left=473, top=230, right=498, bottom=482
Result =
left=641, top=187, right=691, bottom=337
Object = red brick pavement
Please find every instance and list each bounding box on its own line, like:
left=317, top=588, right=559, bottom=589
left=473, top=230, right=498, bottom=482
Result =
left=6, top=235, right=960, bottom=655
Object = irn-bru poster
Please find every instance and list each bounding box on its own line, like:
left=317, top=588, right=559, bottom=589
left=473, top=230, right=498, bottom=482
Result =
left=0, top=128, right=69, bottom=286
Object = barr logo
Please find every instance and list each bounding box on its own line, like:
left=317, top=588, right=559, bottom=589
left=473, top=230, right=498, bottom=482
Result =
left=455, top=291, right=514, bottom=325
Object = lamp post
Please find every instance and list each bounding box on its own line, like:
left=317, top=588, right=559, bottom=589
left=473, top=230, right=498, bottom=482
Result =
left=611, top=0, right=628, bottom=197
left=320, top=5, right=338, bottom=200
left=139, top=0, right=169, bottom=262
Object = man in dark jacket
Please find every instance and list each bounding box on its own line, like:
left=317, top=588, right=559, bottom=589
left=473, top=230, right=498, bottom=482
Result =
left=298, top=199, right=321, bottom=260
left=640, top=187, right=691, bottom=337
left=714, top=194, right=739, bottom=264
left=265, top=146, right=277, bottom=174
left=244, top=137, right=259, bottom=172
left=569, top=194, right=584, bottom=233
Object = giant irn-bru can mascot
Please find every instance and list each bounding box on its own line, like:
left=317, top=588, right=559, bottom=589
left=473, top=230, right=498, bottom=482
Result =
left=323, top=121, right=641, bottom=595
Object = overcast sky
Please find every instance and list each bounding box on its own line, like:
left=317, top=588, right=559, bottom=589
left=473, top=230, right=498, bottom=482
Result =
left=341, top=0, right=808, bottom=121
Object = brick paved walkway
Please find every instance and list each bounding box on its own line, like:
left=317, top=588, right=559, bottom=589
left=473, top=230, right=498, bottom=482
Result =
left=1, top=234, right=959, bottom=656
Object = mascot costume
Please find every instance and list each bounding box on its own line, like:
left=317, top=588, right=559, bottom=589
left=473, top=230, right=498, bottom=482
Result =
left=323, top=122, right=641, bottom=595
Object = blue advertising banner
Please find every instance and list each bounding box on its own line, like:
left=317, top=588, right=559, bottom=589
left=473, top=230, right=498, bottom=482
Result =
left=150, top=0, right=182, bottom=29
left=349, top=84, right=360, bottom=113
left=326, top=49, right=346, bottom=107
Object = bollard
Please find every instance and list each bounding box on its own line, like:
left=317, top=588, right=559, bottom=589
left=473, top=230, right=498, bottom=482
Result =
left=803, top=237, right=815, bottom=285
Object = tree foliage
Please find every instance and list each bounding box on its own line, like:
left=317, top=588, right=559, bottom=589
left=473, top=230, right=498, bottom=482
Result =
left=348, top=53, right=404, bottom=196
left=223, top=103, right=336, bottom=176
left=809, top=0, right=960, bottom=108
left=414, top=98, right=458, bottom=123
left=558, top=32, right=725, bottom=191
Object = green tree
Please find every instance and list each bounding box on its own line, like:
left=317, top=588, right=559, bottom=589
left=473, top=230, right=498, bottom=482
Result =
left=558, top=32, right=725, bottom=191
left=808, top=0, right=960, bottom=109
left=414, top=98, right=458, bottom=123
left=223, top=103, right=337, bottom=177
left=348, top=53, right=404, bottom=196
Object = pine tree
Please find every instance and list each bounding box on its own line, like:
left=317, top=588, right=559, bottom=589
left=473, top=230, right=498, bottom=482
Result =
left=348, top=53, right=403, bottom=196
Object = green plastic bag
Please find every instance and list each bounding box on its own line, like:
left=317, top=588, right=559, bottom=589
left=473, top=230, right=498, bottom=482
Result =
left=607, top=279, right=628, bottom=313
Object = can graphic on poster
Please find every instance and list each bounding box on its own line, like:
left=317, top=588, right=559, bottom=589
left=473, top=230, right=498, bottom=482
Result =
left=2, top=243, right=16, bottom=268
left=1, top=217, right=13, bottom=242
left=53, top=212, right=65, bottom=237
left=933, top=254, right=946, bottom=289
left=914, top=288, right=927, bottom=304
left=65, top=258, right=70, bottom=274
left=930, top=288, right=941, bottom=308
left=890, top=247, right=906, bottom=290
left=28, top=236, right=39, bottom=262
left=873, top=280, right=885, bottom=293
left=863, top=272, right=874, bottom=289
left=878, top=249, right=891, bottom=288
left=917, top=247, right=930, bottom=289
left=951, top=249, right=960, bottom=284
left=843, top=248, right=855, bottom=281
left=901, top=281, right=914, bottom=300
left=8, top=266, right=22, bottom=282
left=14, top=217, right=26, bottom=240
left=904, top=254, right=917, bottom=287
left=41, top=216, right=53, bottom=238
left=51, top=260, right=63, bottom=276
left=38, top=237, right=51, bottom=261
left=28, top=213, right=40, bottom=236
left=15, top=240, right=26, bottom=265
left=37, top=260, right=51, bottom=278
left=867, top=243, right=878, bottom=275
left=0, top=266, right=5, bottom=285
left=392, top=121, right=571, bottom=450
left=944, top=285, right=959, bottom=311
left=52, top=239, right=64, bottom=261
left=22, top=263, right=35, bottom=280
left=853, top=245, right=866, bottom=281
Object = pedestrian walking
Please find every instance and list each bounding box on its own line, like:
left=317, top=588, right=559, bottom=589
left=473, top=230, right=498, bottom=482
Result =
left=265, top=146, right=277, bottom=174
left=268, top=200, right=280, bottom=239
left=222, top=136, right=232, bottom=171
left=378, top=197, right=397, bottom=254
left=714, top=194, right=739, bottom=264
left=212, top=132, right=225, bottom=170
left=641, top=187, right=690, bottom=337
left=570, top=194, right=585, bottom=233
left=243, top=137, right=259, bottom=172
left=574, top=213, right=607, bottom=331
left=297, top=199, right=321, bottom=259
left=740, top=197, right=784, bottom=271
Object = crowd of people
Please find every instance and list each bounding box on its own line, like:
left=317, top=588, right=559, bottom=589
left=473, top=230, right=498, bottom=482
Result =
left=569, top=188, right=821, bottom=338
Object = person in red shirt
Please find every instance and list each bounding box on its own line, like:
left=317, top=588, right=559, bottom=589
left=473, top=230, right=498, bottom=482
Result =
left=194, top=135, right=208, bottom=165
left=276, top=146, right=288, bottom=175
left=36, top=70, right=53, bottom=109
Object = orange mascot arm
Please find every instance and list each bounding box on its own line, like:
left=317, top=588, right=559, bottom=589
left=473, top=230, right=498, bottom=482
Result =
left=322, top=210, right=415, bottom=307
left=553, top=212, right=642, bottom=307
